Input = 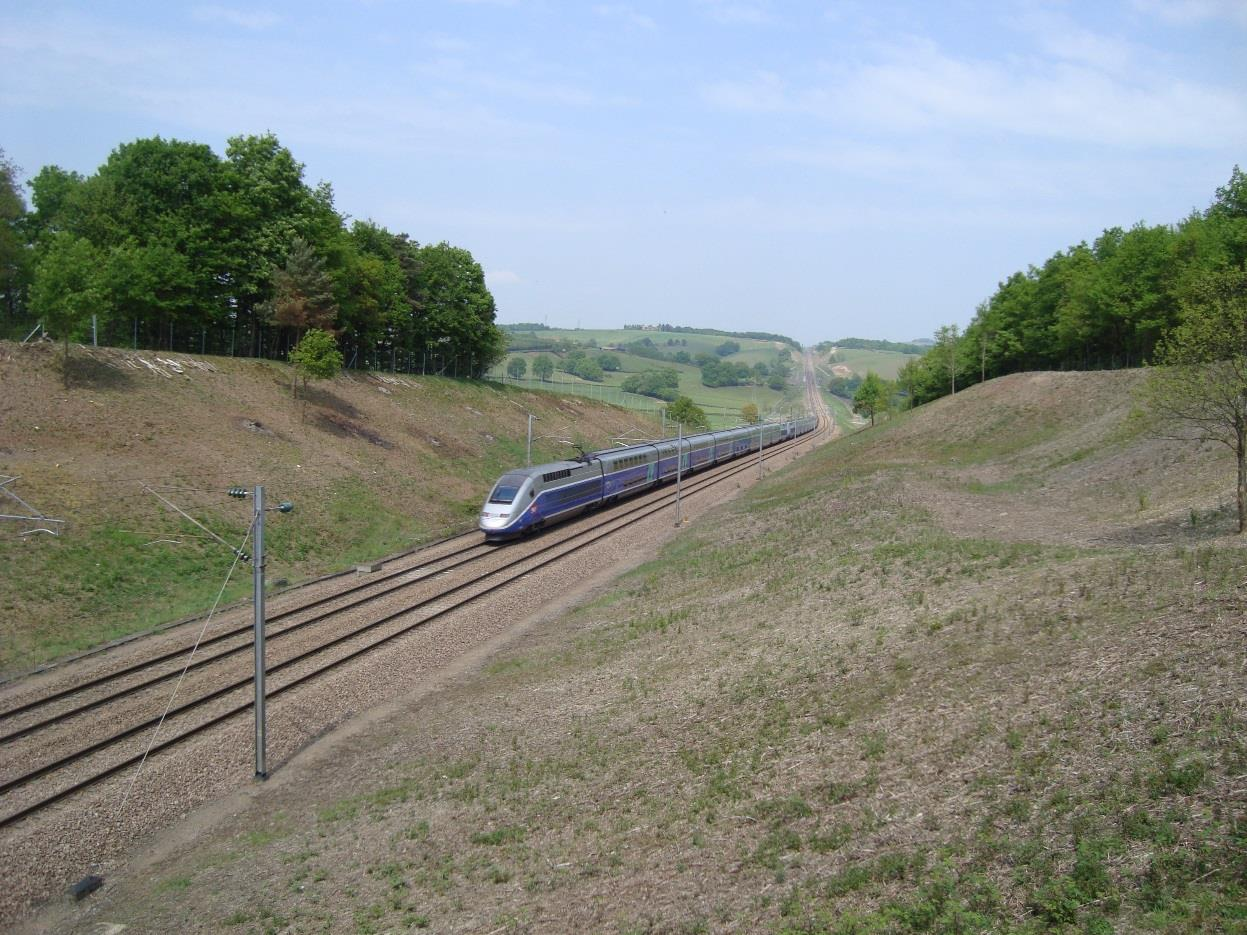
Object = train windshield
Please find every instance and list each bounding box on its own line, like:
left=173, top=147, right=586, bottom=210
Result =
left=488, top=473, right=529, bottom=504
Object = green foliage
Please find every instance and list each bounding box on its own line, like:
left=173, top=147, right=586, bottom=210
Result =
left=469, top=826, right=526, bottom=846
left=531, top=353, right=554, bottom=381
left=852, top=371, right=890, bottom=426
left=622, top=336, right=676, bottom=362
left=741, top=402, right=759, bottom=424
left=1139, top=266, right=1247, bottom=532
left=289, top=328, right=344, bottom=391
left=499, top=321, right=550, bottom=331
left=899, top=167, right=1247, bottom=407
left=836, top=337, right=928, bottom=355
left=621, top=368, right=679, bottom=400
left=700, top=356, right=752, bottom=387
left=408, top=241, right=505, bottom=377
left=667, top=395, right=709, bottom=430
left=826, top=373, right=861, bottom=397
left=260, top=238, right=337, bottom=334
left=505, top=356, right=527, bottom=379
left=559, top=351, right=604, bottom=382
left=0, top=148, right=31, bottom=324
left=624, top=323, right=800, bottom=348
left=10, top=132, right=504, bottom=373
left=29, top=231, right=104, bottom=369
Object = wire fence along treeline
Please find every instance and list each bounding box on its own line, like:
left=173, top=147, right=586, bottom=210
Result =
left=0, top=136, right=506, bottom=377
left=897, top=167, right=1247, bottom=406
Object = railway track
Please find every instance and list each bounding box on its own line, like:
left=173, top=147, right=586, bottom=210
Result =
left=0, top=418, right=828, bottom=830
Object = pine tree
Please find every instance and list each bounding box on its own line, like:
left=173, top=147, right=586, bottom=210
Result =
left=261, top=238, right=337, bottom=337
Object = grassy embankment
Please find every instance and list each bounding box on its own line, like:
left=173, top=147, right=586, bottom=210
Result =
left=0, top=341, right=656, bottom=676
left=83, top=369, right=1245, bottom=933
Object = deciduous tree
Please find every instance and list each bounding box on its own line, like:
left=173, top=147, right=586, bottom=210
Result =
left=506, top=356, right=527, bottom=380
left=1140, top=266, right=1247, bottom=532
left=852, top=371, right=889, bottom=427
left=532, top=354, right=554, bottom=381
left=29, top=232, right=103, bottom=379
left=0, top=149, right=30, bottom=322
left=288, top=327, right=343, bottom=398
left=667, top=395, right=709, bottom=431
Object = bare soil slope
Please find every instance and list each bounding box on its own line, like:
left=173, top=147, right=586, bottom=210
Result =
left=18, top=369, right=1247, bottom=934
left=0, top=341, right=656, bottom=675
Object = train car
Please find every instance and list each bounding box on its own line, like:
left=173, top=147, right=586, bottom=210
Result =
left=599, top=444, right=659, bottom=500
left=479, top=415, right=817, bottom=540
left=685, top=431, right=717, bottom=471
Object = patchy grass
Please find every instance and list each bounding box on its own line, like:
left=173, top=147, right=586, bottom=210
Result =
left=0, top=341, right=661, bottom=675
left=42, top=368, right=1247, bottom=934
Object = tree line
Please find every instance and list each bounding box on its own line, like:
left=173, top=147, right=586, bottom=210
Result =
left=0, top=136, right=506, bottom=377
left=822, top=337, right=928, bottom=355
left=898, top=167, right=1247, bottom=405
left=622, top=323, right=800, bottom=349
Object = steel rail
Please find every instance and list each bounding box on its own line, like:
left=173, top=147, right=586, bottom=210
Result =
left=2, top=425, right=819, bottom=733
left=2, top=428, right=819, bottom=748
left=0, top=536, right=491, bottom=726
left=0, top=422, right=827, bottom=829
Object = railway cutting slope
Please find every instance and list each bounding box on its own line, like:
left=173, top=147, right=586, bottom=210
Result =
left=0, top=340, right=665, bottom=677
left=16, top=368, right=1247, bottom=934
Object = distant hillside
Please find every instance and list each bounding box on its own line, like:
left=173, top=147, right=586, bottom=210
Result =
left=625, top=324, right=801, bottom=349
left=0, top=341, right=657, bottom=675
left=835, top=337, right=928, bottom=355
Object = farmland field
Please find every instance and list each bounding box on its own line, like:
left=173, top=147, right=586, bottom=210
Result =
left=824, top=346, right=920, bottom=379
left=491, top=328, right=805, bottom=428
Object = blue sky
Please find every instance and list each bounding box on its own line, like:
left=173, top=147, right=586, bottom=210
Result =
left=3, top=1, right=1245, bottom=344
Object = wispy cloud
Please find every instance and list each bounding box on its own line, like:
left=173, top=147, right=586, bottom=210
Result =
left=701, top=34, right=1247, bottom=150
left=191, top=6, right=280, bottom=31
left=1015, top=9, right=1136, bottom=75
left=697, top=0, right=774, bottom=26
left=412, top=55, right=595, bottom=107
left=1130, top=0, right=1247, bottom=27
left=593, top=4, right=657, bottom=31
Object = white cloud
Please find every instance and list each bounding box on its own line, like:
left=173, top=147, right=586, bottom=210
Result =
left=1014, top=9, right=1136, bottom=75
left=701, top=36, right=1247, bottom=150
left=191, top=6, right=280, bottom=31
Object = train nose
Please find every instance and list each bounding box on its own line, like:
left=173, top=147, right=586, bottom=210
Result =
left=479, top=508, right=515, bottom=531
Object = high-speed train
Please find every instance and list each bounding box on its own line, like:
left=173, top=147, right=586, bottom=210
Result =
left=479, top=415, right=817, bottom=540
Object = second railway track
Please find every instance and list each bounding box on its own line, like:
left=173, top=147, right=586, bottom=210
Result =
left=0, top=416, right=829, bottom=830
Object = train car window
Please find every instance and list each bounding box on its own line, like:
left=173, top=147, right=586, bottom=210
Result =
left=489, top=473, right=530, bottom=504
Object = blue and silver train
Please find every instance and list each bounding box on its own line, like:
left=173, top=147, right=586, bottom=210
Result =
left=479, top=415, right=817, bottom=540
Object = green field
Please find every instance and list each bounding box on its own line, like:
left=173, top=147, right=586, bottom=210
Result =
left=825, top=346, right=920, bottom=379
left=491, top=328, right=805, bottom=429
left=504, top=327, right=794, bottom=360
